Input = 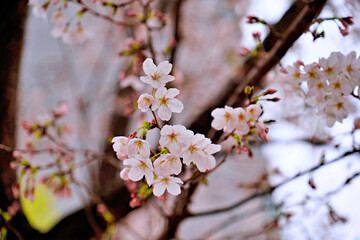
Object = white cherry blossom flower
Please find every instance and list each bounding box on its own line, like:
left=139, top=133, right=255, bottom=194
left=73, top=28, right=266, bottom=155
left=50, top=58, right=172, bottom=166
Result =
left=211, top=106, right=237, bottom=132
left=128, top=138, right=151, bottom=158
left=123, top=156, right=154, bottom=185
left=327, top=75, right=353, bottom=96
left=112, top=136, right=129, bottom=159
left=196, top=143, right=221, bottom=172
left=51, top=10, right=67, bottom=28
left=153, top=154, right=182, bottom=176
left=181, top=133, right=209, bottom=166
left=323, top=96, right=354, bottom=127
left=140, top=58, right=175, bottom=88
left=159, top=125, right=192, bottom=155
left=234, top=107, right=250, bottom=136
left=342, top=51, right=360, bottom=82
left=302, top=63, right=325, bottom=83
left=319, top=52, right=343, bottom=81
left=152, top=176, right=183, bottom=197
left=152, top=87, right=183, bottom=121
left=137, top=94, right=154, bottom=112
left=246, top=104, right=262, bottom=120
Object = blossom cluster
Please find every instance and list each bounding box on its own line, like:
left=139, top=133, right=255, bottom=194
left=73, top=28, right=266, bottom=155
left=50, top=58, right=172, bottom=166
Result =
left=281, top=52, right=359, bottom=127
left=29, top=0, right=92, bottom=44
left=211, top=100, right=270, bottom=156
left=112, top=59, right=221, bottom=198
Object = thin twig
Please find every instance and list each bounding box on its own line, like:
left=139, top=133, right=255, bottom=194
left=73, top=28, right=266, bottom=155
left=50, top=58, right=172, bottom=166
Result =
left=190, top=149, right=360, bottom=217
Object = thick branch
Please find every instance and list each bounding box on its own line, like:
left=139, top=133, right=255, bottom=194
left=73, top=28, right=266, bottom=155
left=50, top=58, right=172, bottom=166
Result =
left=189, top=0, right=327, bottom=137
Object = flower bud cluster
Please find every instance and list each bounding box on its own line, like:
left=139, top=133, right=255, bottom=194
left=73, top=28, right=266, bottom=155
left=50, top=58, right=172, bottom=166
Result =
left=112, top=58, right=221, bottom=198
left=281, top=52, right=359, bottom=127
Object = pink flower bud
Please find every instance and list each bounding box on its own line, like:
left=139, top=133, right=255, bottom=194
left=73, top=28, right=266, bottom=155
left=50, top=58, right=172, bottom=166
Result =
left=97, top=204, right=107, bottom=214
left=126, top=10, right=136, bottom=17
left=12, top=151, right=22, bottom=159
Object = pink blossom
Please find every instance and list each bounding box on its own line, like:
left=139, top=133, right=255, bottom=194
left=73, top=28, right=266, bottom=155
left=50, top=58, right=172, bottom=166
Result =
left=140, top=58, right=175, bottom=88
left=153, top=153, right=182, bottom=176
left=152, top=176, right=183, bottom=197
left=152, top=87, right=183, bottom=121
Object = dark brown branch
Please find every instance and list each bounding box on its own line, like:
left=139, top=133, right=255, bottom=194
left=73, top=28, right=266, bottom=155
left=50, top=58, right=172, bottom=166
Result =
left=190, top=149, right=359, bottom=218
left=189, top=0, right=327, bottom=139
left=169, top=0, right=186, bottom=67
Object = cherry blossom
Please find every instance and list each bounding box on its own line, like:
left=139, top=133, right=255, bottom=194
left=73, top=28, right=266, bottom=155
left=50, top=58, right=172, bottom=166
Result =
left=153, top=153, right=182, bottom=176
left=322, top=96, right=354, bottom=127
left=112, top=136, right=129, bottom=159
left=128, top=138, right=151, bottom=158
left=152, top=176, right=183, bottom=197
left=211, top=106, right=237, bottom=133
left=196, top=143, right=221, bottom=172
left=181, top=134, right=209, bottom=165
left=123, top=156, right=154, bottom=185
left=319, top=52, right=342, bottom=81
left=159, top=125, right=192, bottom=155
left=137, top=94, right=154, bottom=112
left=151, top=87, right=183, bottom=121
left=234, top=107, right=250, bottom=136
left=246, top=103, right=262, bottom=120
left=140, top=58, right=175, bottom=89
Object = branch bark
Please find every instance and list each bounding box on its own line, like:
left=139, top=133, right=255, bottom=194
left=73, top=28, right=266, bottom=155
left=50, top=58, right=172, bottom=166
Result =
left=160, top=0, right=328, bottom=238
left=189, top=0, right=327, bottom=138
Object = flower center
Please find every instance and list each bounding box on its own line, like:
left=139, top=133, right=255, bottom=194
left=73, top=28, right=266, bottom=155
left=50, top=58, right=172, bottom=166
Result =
left=135, top=140, right=144, bottom=149
left=188, top=145, right=198, bottom=154
left=347, top=65, right=353, bottom=74
left=139, top=161, right=148, bottom=171
left=333, top=82, right=341, bottom=89
left=238, top=113, right=245, bottom=121
left=224, top=112, right=232, bottom=122
left=325, top=67, right=334, bottom=75
left=160, top=97, right=169, bottom=106
left=308, top=70, right=317, bottom=79
left=316, top=82, right=325, bottom=89
left=161, top=178, right=169, bottom=184
left=336, top=102, right=344, bottom=110
left=168, top=133, right=177, bottom=142
left=151, top=72, right=161, bottom=81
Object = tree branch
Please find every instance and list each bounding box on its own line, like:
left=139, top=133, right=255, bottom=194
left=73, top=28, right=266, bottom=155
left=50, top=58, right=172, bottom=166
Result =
left=190, top=149, right=359, bottom=218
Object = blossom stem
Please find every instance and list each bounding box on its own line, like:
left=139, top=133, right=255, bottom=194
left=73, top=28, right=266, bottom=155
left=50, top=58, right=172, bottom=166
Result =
left=151, top=109, right=162, bottom=130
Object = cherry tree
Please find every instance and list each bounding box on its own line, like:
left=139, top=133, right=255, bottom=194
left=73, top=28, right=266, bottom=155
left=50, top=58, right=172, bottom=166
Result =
left=1, top=0, right=360, bottom=239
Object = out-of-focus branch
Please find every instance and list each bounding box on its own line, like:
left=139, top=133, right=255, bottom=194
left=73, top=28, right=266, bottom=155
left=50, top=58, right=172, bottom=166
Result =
left=70, top=0, right=141, bottom=27
left=190, top=149, right=359, bottom=218
left=169, top=0, right=186, bottom=67
left=189, top=0, right=328, bottom=138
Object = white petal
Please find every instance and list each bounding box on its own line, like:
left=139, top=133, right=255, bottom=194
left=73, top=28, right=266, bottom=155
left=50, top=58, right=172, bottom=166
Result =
left=140, top=76, right=154, bottom=86
left=168, top=99, right=183, bottom=113
left=151, top=99, right=160, bottom=111
left=160, top=75, right=175, bottom=84
left=143, top=58, right=157, bottom=75
left=120, top=168, right=130, bottom=181
left=144, top=170, right=154, bottom=186
left=166, top=181, right=181, bottom=196
left=153, top=183, right=166, bottom=197
left=165, top=88, right=180, bottom=98
left=158, top=106, right=172, bottom=121
left=157, top=61, right=173, bottom=75
left=128, top=167, right=144, bottom=181
left=155, top=87, right=167, bottom=98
